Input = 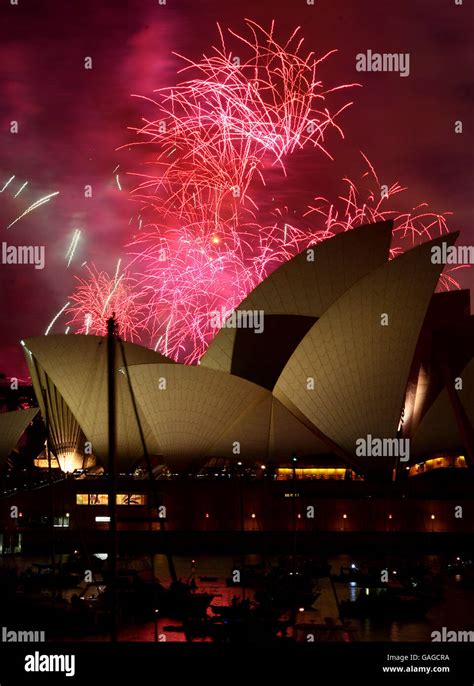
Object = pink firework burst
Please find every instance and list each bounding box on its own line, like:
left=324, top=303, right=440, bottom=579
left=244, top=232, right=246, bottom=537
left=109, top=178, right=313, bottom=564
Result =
left=127, top=219, right=332, bottom=362
left=65, top=263, right=147, bottom=341
left=127, top=20, right=355, bottom=222
left=304, top=152, right=464, bottom=291
left=121, top=20, right=354, bottom=361
left=62, top=22, right=466, bottom=362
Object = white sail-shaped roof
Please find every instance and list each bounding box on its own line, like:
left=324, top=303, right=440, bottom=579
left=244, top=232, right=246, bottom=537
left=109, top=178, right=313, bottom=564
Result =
left=21, top=226, right=466, bottom=476
left=126, top=364, right=329, bottom=465
left=232, top=220, right=393, bottom=317
left=274, top=234, right=458, bottom=469
left=127, top=363, right=270, bottom=464
left=0, top=408, right=39, bottom=465
left=201, top=221, right=393, bottom=374
left=24, top=335, right=173, bottom=469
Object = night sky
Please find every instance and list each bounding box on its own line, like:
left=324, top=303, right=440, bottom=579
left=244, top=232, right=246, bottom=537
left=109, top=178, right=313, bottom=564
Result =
left=1, top=0, right=472, bottom=378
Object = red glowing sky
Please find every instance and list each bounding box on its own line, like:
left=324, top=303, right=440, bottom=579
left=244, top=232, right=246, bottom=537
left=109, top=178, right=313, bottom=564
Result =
left=0, top=0, right=472, bottom=377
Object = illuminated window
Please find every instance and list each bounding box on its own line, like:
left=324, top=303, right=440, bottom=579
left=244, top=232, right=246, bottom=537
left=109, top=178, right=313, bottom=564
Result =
left=409, top=455, right=467, bottom=477
left=118, top=494, right=147, bottom=506
left=90, top=493, right=109, bottom=505
left=75, top=493, right=108, bottom=505
left=76, top=493, right=147, bottom=506
left=277, top=467, right=355, bottom=481
left=34, top=458, right=60, bottom=469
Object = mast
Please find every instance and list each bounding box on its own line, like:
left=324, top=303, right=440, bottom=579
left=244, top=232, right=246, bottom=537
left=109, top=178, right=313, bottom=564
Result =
left=116, top=338, right=177, bottom=584
left=107, top=315, right=118, bottom=642
left=43, top=387, right=56, bottom=602
left=291, top=454, right=297, bottom=573
left=239, top=463, right=246, bottom=601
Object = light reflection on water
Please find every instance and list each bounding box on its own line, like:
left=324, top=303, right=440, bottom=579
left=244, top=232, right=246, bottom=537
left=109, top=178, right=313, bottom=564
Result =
left=326, top=554, right=474, bottom=642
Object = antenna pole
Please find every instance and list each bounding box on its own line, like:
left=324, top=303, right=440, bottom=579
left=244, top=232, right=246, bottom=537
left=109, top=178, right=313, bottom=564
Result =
left=107, top=315, right=118, bottom=642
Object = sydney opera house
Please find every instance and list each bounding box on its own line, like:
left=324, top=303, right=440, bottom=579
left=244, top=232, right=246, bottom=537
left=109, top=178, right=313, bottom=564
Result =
left=1, top=220, right=473, bottom=562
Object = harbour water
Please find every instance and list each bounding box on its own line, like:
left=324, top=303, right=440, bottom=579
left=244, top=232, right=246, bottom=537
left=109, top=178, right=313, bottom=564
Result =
left=33, top=552, right=473, bottom=642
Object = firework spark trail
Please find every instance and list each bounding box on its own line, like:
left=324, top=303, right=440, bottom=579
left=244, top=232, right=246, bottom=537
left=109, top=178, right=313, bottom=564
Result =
left=85, top=313, right=92, bottom=335
left=66, top=229, right=81, bottom=268
left=6, top=191, right=59, bottom=229
left=45, top=301, right=70, bottom=336
left=14, top=181, right=28, bottom=198
left=101, top=259, right=123, bottom=315
left=2, top=176, right=59, bottom=231
left=0, top=176, right=15, bottom=192
left=303, top=153, right=461, bottom=291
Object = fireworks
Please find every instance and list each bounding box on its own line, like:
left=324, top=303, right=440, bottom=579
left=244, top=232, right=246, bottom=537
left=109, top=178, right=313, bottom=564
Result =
left=1, top=174, right=60, bottom=230
left=6, top=190, right=59, bottom=230
left=61, top=22, right=466, bottom=360
left=65, top=229, right=82, bottom=268
left=14, top=181, right=28, bottom=198
left=64, top=262, right=148, bottom=341
left=304, top=152, right=463, bottom=291
left=127, top=21, right=353, bottom=221
left=117, top=21, right=353, bottom=360
left=126, top=218, right=334, bottom=360
left=45, top=301, right=70, bottom=336
left=0, top=175, right=15, bottom=193
left=122, top=156, right=459, bottom=362
left=6, top=191, right=59, bottom=230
